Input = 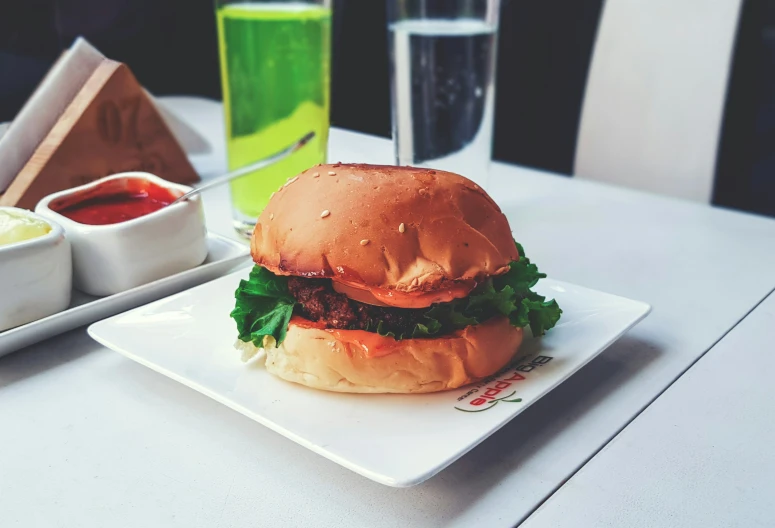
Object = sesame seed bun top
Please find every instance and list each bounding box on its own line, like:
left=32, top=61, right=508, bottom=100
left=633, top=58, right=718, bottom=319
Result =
left=250, top=163, right=519, bottom=298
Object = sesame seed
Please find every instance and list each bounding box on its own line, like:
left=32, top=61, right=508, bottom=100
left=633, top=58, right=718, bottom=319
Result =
left=284, top=176, right=298, bottom=187
left=312, top=172, right=320, bottom=177
left=269, top=213, right=274, bottom=220
left=328, top=171, right=336, bottom=176
left=278, top=185, right=283, bottom=192
left=399, top=223, right=405, bottom=233
left=360, top=239, right=370, bottom=246
left=320, top=210, right=330, bottom=218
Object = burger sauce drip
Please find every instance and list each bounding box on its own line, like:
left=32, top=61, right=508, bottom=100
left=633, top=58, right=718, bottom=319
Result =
left=53, top=180, right=178, bottom=225
left=268, top=265, right=476, bottom=309
left=290, top=316, right=401, bottom=358
left=331, top=279, right=475, bottom=308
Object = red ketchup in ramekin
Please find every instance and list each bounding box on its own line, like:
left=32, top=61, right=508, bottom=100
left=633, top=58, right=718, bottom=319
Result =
left=51, top=178, right=179, bottom=225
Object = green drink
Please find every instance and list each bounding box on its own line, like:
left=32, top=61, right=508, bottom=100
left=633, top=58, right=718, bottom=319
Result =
left=216, top=2, right=331, bottom=236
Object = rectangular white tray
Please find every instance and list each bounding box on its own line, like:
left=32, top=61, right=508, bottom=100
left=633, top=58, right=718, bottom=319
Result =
left=0, top=233, right=250, bottom=358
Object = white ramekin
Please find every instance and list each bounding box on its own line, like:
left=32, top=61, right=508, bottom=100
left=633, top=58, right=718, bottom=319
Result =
left=0, top=207, right=72, bottom=332
left=35, top=172, right=208, bottom=297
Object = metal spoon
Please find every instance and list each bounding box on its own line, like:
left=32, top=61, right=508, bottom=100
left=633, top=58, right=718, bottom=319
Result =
left=169, top=131, right=316, bottom=206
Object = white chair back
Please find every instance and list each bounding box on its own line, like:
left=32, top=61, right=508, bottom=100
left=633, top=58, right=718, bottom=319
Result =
left=574, top=0, right=743, bottom=202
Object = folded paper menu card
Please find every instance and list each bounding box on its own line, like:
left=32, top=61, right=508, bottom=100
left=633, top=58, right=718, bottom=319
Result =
left=0, top=38, right=200, bottom=209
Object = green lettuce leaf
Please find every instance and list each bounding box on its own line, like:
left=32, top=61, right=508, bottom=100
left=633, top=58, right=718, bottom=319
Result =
left=231, top=242, right=562, bottom=346
left=522, top=291, right=563, bottom=337
left=230, top=265, right=295, bottom=347
left=411, top=244, right=562, bottom=337
left=493, top=242, right=545, bottom=291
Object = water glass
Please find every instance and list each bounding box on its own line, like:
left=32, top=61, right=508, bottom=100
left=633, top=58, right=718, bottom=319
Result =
left=387, top=0, right=500, bottom=188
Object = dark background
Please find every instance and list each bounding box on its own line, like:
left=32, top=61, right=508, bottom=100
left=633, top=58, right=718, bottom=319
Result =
left=1, top=0, right=773, bottom=217
left=714, top=0, right=775, bottom=218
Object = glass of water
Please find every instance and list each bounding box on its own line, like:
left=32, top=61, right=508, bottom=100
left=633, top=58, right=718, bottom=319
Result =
left=387, top=0, right=500, bottom=188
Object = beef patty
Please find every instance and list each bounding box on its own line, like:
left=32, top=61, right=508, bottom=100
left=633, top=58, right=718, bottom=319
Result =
left=287, top=277, right=432, bottom=337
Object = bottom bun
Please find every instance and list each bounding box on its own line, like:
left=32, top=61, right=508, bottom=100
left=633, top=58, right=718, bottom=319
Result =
left=240, top=316, right=524, bottom=394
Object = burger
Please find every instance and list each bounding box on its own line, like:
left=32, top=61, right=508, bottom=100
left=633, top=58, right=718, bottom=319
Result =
left=230, top=163, right=561, bottom=393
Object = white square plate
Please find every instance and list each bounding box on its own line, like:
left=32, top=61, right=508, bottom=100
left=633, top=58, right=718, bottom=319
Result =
left=88, top=270, right=650, bottom=487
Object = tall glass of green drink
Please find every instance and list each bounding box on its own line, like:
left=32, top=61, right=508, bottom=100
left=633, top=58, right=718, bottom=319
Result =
left=216, top=0, right=331, bottom=237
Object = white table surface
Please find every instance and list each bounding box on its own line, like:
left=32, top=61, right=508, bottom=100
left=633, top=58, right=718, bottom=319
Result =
left=2, top=103, right=775, bottom=527
left=522, top=291, right=775, bottom=528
